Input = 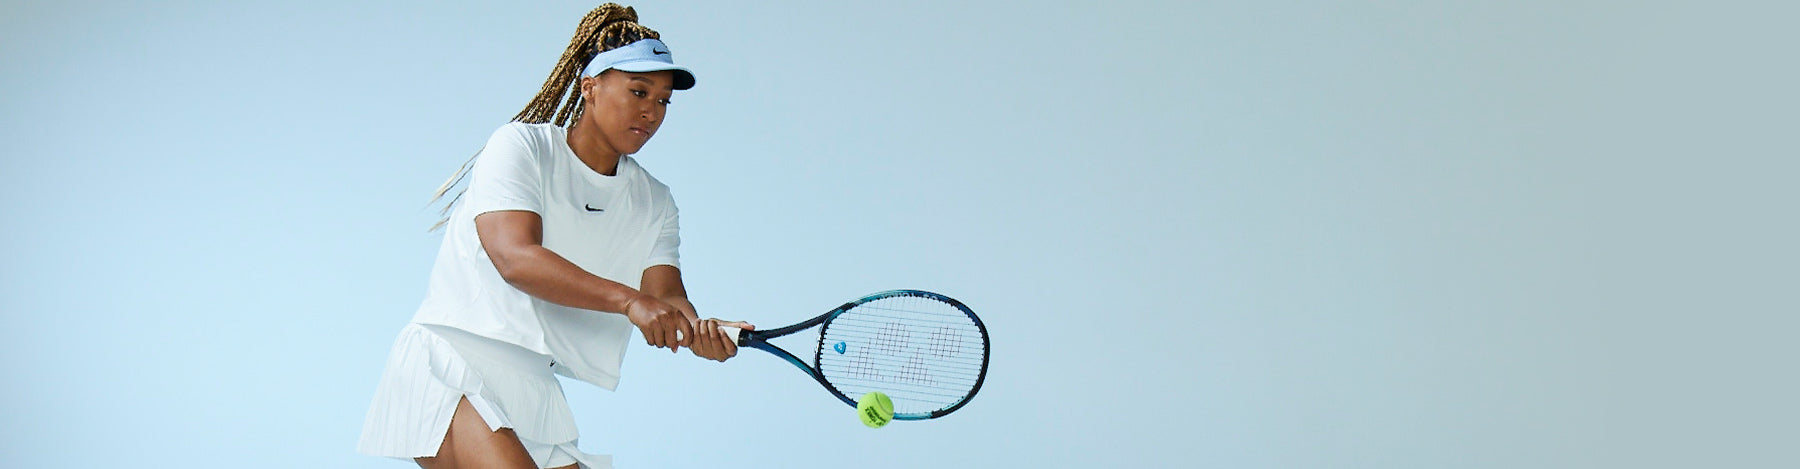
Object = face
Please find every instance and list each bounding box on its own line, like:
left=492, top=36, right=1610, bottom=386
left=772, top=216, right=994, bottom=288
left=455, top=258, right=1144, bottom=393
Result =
left=579, top=69, right=675, bottom=156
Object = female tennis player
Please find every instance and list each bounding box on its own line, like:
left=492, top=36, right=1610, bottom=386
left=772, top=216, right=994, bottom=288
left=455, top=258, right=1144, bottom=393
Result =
left=357, top=4, right=747, bottom=468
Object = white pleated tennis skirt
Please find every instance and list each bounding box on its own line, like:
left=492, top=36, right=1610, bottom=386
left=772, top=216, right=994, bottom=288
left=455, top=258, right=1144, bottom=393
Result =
left=358, top=323, right=611, bottom=469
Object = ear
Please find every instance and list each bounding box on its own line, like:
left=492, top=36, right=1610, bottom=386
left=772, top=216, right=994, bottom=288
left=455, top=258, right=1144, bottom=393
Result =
left=579, top=75, right=596, bottom=99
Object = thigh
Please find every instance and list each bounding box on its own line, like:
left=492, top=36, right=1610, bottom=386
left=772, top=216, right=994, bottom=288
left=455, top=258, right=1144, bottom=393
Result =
left=415, top=396, right=538, bottom=469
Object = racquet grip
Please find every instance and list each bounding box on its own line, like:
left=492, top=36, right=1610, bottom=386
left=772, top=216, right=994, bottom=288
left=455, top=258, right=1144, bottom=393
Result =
left=675, top=325, right=745, bottom=345
left=718, top=325, right=744, bottom=345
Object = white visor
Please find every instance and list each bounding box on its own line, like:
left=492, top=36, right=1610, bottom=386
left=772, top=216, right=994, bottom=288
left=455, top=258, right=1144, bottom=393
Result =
left=581, top=39, right=695, bottom=90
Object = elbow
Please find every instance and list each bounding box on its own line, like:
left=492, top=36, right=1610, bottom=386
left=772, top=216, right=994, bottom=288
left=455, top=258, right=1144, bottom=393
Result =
left=488, top=248, right=532, bottom=286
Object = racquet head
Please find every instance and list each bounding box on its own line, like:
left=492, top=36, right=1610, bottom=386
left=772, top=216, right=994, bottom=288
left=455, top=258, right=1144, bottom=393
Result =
left=813, top=290, right=990, bottom=420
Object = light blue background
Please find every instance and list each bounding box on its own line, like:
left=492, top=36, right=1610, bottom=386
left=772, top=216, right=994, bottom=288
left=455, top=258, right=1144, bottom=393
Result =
left=3, top=1, right=1795, bottom=467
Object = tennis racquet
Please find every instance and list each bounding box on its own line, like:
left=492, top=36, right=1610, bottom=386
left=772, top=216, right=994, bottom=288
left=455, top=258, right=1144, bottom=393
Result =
left=720, top=290, right=990, bottom=421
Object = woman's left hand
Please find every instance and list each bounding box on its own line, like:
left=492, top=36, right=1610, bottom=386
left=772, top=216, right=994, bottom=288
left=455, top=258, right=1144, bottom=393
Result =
left=688, top=318, right=754, bottom=362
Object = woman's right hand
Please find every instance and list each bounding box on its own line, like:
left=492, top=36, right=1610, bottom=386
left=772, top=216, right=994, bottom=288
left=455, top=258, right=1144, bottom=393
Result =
left=623, top=293, right=694, bottom=353
left=688, top=319, right=753, bottom=362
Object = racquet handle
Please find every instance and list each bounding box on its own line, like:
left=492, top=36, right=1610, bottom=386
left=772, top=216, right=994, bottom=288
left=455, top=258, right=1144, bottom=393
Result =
left=718, top=325, right=744, bottom=345
left=674, top=325, right=746, bottom=345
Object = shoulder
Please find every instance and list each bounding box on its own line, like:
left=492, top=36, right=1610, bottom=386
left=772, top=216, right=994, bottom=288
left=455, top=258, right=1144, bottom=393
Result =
left=491, top=122, right=565, bottom=146
left=480, top=122, right=568, bottom=167
left=620, top=157, right=670, bottom=191
left=622, top=157, right=676, bottom=206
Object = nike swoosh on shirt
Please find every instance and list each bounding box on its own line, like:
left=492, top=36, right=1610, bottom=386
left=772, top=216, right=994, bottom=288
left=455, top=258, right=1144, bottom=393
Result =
left=585, top=204, right=605, bottom=212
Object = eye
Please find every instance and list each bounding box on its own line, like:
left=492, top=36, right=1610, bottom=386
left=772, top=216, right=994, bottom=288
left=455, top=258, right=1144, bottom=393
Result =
left=658, top=99, right=673, bottom=105
left=631, top=89, right=647, bottom=98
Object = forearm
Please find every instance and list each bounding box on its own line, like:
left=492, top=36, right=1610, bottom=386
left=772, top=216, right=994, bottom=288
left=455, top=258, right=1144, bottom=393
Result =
left=495, top=244, right=640, bottom=314
left=638, top=264, right=696, bottom=320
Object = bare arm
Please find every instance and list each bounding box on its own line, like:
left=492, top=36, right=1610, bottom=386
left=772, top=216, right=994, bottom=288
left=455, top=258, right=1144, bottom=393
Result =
left=475, top=210, right=694, bottom=352
left=640, top=265, right=694, bottom=318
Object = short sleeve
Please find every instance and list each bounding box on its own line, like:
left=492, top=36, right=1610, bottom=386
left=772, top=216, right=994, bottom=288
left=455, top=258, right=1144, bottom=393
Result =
left=647, top=211, right=680, bottom=268
left=465, top=124, right=543, bottom=216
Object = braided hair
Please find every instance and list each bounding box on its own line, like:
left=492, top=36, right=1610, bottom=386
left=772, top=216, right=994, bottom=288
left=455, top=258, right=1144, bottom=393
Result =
left=431, top=3, right=664, bottom=231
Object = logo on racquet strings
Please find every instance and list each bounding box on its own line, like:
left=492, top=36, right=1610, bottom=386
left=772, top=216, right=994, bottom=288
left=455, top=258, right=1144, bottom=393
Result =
left=833, top=341, right=847, bottom=354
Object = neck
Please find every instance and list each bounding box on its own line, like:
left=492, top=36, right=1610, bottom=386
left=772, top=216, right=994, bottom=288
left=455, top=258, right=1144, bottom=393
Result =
left=566, top=119, right=622, bottom=176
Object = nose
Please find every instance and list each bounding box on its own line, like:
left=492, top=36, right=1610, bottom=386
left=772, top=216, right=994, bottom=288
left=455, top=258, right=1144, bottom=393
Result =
left=642, top=104, right=662, bottom=124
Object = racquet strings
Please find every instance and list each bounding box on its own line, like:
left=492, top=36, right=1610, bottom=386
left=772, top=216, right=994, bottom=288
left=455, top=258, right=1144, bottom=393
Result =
left=816, top=293, right=987, bottom=417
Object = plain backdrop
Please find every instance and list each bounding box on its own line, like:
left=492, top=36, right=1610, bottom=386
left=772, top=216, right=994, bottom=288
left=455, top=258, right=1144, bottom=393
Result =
left=2, top=1, right=1795, bottom=467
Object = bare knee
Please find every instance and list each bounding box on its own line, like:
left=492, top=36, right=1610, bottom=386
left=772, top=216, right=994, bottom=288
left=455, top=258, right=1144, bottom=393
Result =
left=416, top=396, right=537, bottom=469
left=415, top=455, right=451, bottom=469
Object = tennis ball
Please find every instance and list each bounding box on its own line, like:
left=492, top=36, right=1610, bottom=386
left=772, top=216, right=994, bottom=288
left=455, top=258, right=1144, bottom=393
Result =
left=857, top=391, right=894, bottom=428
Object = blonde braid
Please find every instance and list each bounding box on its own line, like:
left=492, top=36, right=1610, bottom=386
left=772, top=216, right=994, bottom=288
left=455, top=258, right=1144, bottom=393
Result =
left=515, top=3, right=662, bottom=127
left=430, top=3, right=665, bottom=231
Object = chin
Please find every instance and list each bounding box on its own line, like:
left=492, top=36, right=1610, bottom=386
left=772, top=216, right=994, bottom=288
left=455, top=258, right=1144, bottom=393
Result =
left=622, top=140, right=651, bottom=155
left=611, top=136, right=648, bottom=155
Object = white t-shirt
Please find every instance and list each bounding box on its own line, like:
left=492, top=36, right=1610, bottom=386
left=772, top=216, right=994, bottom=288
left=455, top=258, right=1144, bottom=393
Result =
left=410, top=122, right=680, bottom=390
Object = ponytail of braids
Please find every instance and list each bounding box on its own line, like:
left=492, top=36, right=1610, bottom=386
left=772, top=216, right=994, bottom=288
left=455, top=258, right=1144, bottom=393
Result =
left=430, top=3, right=663, bottom=231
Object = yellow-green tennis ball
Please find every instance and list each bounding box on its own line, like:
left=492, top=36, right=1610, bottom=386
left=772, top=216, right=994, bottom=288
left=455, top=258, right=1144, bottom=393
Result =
left=857, top=391, right=894, bottom=428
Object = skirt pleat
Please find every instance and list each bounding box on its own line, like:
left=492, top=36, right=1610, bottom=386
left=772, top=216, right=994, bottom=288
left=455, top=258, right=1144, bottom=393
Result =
left=358, top=323, right=611, bottom=468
